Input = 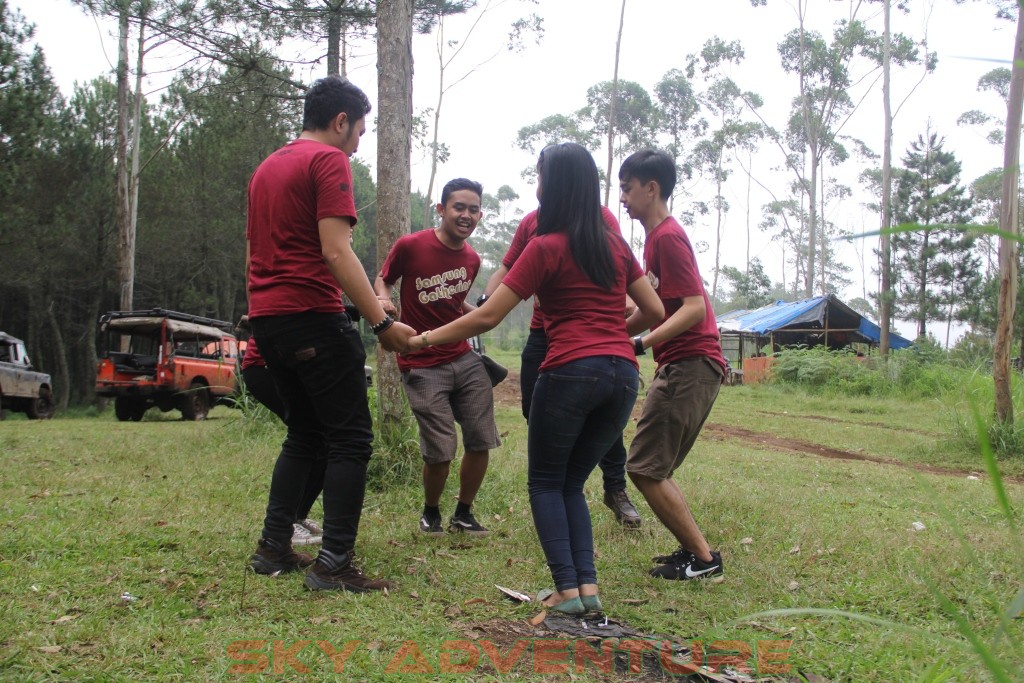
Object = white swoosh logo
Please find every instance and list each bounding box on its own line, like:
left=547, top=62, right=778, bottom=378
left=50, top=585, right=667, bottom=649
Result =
left=684, top=564, right=719, bottom=578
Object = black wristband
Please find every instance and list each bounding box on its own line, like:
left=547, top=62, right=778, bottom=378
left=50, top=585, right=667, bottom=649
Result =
left=371, top=315, right=395, bottom=335
left=476, top=294, right=489, bottom=307
left=633, top=336, right=646, bottom=356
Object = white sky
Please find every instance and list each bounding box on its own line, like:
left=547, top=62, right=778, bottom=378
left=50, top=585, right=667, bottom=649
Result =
left=16, top=0, right=1017, bottom=345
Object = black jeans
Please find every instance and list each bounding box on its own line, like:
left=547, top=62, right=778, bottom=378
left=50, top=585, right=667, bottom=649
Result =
left=241, top=364, right=326, bottom=521
left=251, top=312, right=372, bottom=554
left=520, top=327, right=628, bottom=493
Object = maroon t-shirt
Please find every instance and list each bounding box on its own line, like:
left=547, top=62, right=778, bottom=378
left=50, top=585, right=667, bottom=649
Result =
left=240, top=336, right=263, bottom=371
left=502, top=206, right=623, bottom=330
left=644, top=216, right=726, bottom=372
left=380, top=229, right=480, bottom=371
left=503, top=231, right=644, bottom=372
left=246, top=139, right=358, bottom=318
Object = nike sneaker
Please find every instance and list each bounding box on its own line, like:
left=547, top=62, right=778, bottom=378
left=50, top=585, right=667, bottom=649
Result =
left=649, top=550, right=723, bottom=581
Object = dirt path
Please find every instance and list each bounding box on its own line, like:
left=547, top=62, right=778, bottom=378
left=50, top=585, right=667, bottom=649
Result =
left=704, top=423, right=1023, bottom=484
left=496, top=370, right=1022, bottom=484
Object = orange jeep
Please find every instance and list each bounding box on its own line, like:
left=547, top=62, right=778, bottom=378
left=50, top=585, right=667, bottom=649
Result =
left=96, top=309, right=239, bottom=421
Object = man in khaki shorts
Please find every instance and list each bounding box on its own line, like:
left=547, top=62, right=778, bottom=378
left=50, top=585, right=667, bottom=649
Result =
left=621, top=150, right=727, bottom=581
left=376, top=178, right=499, bottom=537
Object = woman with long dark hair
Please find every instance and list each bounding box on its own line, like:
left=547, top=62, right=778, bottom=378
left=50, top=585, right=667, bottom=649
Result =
left=404, top=143, right=663, bottom=613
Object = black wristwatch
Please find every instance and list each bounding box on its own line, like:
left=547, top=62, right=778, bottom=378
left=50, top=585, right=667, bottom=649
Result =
left=633, top=336, right=646, bottom=356
left=476, top=294, right=489, bottom=307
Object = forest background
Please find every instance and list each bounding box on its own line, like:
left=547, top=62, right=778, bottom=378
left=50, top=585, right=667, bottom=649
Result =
left=2, top=0, right=1023, bottom=410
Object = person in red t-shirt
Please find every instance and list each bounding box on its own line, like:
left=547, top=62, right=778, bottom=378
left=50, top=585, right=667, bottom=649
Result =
left=403, top=144, right=663, bottom=615
left=245, top=76, right=414, bottom=593
left=375, top=178, right=500, bottom=538
left=619, top=149, right=727, bottom=583
left=481, top=207, right=644, bottom=528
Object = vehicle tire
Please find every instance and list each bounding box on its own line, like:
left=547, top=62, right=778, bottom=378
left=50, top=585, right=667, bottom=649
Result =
left=26, top=387, right=55, bottom=420
left=115, top=396, right=146, bottom=422
left=179, top=381, right=210, bottom=421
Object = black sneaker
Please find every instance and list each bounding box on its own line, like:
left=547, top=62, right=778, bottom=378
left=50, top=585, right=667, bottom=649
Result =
left=419, top=513, right=445, bottom=536
left=603, top=489, right=642, bottom=528
left=250, top=537, right=315, bottom=575
left=448, top=510, right=490, bottom=537
left=304, top=549, right=394, bottom=592
left=649, top=550, right=723, bottom=581
left=653, top=546, right=693, bottom=565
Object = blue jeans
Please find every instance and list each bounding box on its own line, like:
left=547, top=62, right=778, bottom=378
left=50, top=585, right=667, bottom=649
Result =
left=527, top=356, right=639, bottom=591
left=251, top=312, right=373, bottom=554
left=520, top=327, right=628, bottom=492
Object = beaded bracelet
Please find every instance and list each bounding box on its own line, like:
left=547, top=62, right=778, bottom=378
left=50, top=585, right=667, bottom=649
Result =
left=371, top=315, right=395, bottom=335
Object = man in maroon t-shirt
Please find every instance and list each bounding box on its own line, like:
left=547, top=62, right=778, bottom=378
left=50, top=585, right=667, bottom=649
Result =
left=621, top=150, right=727, bottom=582
left=246, top=76, right=414, bottom=593
left=481, top=207, right=644, bottom=529
left=376, top=178, right=500, bottom=538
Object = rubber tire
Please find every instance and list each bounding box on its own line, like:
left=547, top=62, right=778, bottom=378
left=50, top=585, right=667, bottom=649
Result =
left=26, top=387, right=55, bottom=420
left=114, top=396, right=146, bottom=422
left=179, top=381, right=210, bottom=421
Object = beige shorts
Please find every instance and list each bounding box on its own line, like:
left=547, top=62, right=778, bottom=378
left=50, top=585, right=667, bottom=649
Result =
left=627, top=357, right=723, bottom=480
left=402, top=351, right=501, bottom=464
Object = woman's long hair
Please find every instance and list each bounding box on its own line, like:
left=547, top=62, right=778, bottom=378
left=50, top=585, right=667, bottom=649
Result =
left=535, top=143, right=616, bottom=290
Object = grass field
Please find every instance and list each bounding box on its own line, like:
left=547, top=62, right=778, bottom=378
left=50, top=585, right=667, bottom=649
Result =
left=1, top=352, right=1022, bottom=681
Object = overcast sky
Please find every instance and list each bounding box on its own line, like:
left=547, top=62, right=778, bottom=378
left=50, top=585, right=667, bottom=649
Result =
left=16, top=0, right=1018, bottom=344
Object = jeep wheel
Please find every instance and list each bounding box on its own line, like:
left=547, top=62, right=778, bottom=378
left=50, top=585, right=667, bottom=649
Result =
left=26, top=387, right=55, bottom=420
left=180, top=381, right=210, bottom=421
left=114, top=396, right=146, bottom=422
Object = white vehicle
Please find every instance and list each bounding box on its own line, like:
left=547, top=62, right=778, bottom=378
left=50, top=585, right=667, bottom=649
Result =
left=0, top=332, right=55, bottom=419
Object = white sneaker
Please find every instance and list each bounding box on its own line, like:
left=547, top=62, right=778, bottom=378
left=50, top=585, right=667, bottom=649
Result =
left=292, top=522, right=322, bottom=546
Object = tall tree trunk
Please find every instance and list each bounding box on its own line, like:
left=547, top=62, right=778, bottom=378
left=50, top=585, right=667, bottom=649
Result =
left=422, top=12, right=445, bottom=230
left=46, top=302, right=70, bottom=411
left=376, top=0, right=414, bottom=426
left=745, top=148, right=752, bottom=276
left=115, top=3, right=133, bottom=319
left=807, top=152, right=818, bottom=298
left=879, top=0, right=894, bottom=357
left=327, top=1, right=343, bottom=76
left=604, top=0, right=626, bottom=207
left=918, top=229, right=929, bottom=339
left=993, top=2, right=1024, bottom=425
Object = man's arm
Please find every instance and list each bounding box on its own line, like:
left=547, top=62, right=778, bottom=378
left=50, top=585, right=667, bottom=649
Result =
left=624, top=277, right=664, bottom=336
left=372, top=275, right=398, bottom=316
left=244, top=240, right=251, bottom=307
left=629, top=295, right=705, bottom=350
left=482, top=264, right=510, bottom=298
left=319, top=216, right=413, bottom=350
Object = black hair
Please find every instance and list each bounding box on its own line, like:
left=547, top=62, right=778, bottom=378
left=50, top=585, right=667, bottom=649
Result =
left=618, top=149, right=676, bottom=200
left=302, top=76, right=372, bottom=132
left=536, top=143, right=616, bottom=290
left=440, top=178, right=483, bottom=206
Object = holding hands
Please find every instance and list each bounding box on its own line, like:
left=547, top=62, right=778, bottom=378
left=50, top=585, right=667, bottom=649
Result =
left=377, top=320, right=417, bottom=353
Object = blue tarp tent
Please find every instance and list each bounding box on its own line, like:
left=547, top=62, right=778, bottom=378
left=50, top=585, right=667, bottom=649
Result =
left=717, top=295, right=913, bottom=355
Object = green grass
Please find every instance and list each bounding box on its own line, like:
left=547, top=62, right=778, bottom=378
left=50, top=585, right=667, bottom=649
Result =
left=0, top=362, right=1022, bottom=681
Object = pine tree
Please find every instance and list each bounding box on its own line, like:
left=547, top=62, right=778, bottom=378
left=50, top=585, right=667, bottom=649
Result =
left=892, top=130, right=977, bottom=339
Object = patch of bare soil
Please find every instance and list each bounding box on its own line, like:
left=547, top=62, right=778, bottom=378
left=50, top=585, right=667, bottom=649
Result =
left=754, top=410, right=934, bottom=437
left=704, top=423, right=1023, bottom=483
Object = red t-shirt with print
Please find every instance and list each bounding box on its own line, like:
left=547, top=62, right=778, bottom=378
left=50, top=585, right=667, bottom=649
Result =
left=502, top=206, right=624, bottom=330
left=246, top=139, right=358, bottom=318
left=380, top=229, right=480, bottom=371
left=502, top=231, right=644, bottom=372
left=644, top=216, right=725, bottom=371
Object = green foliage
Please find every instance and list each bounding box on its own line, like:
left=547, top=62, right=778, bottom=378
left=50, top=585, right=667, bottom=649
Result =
left=770, top=344, right=983, bottom=400
left=366, top=386, right=421, bottom=490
